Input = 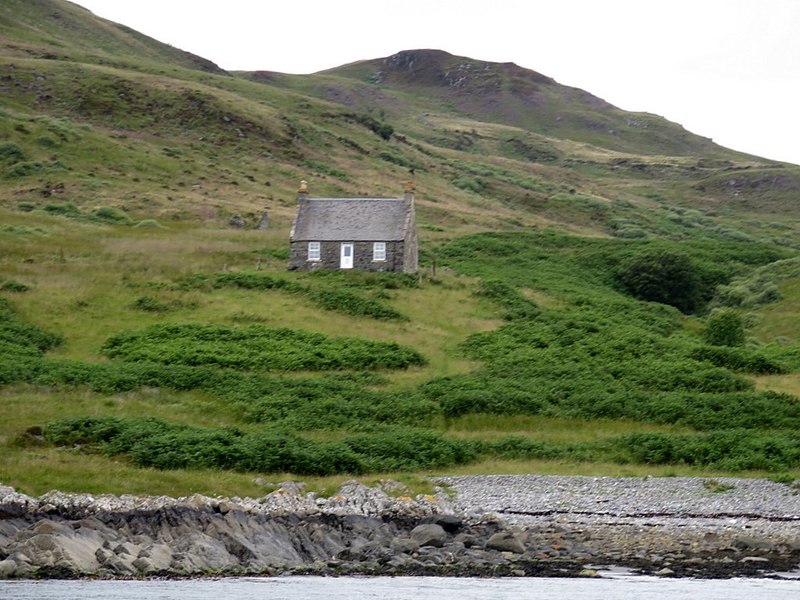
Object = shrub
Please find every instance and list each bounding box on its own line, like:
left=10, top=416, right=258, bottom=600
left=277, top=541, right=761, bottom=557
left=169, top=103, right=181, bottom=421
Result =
left=308, top=287, right=406, bottom=320
left=43, top=417, right=476, bottom=475
left=93, top=206, right=132, bottom=224
left=0, top=298, right=62, bottom=354
left=689, top=345, right=783, bottom=375
left=611, top=430, right=800, bottom=471
left=615, top=248, right=702, bottom=313
left=344, top=428, right=477, bottom=471
left=178, top=272, right=407, bottom=320
left=134, top=219, right=166, bottom=229
left=101, top=323, right=425, bottom=371
left=0, top=280, right=31, bottom=293
left=475, top=279, right=540, bottom=320
left=0, top=142, right=25, bottom=164
left=376, top=123, right=394, bottom=140
left=131, top=295, right=169, bottom=312
left=5, top=160, right=68, bottom=179
left=704, top=310, right=745, bottom=347
left=483, top=436, right=565, bottom=460
left=44, top=202, right=81, bottom=217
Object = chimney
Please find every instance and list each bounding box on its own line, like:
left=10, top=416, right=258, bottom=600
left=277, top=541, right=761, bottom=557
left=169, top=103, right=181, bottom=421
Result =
left=404, top=180, right=415, bottom=203
left=297, top=180, right=309, bottom=201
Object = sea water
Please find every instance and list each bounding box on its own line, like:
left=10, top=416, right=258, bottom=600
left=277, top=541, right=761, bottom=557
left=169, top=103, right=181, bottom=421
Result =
left=1, top=574, right=799, bottom=600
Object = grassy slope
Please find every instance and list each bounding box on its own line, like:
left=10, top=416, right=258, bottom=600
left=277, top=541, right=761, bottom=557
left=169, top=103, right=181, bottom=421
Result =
left=0, top=1, right=799, bottom=496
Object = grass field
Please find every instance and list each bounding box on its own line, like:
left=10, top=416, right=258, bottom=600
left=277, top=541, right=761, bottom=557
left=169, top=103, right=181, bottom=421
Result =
left=2, top=212, right=800, bottom=497
left=2, top=1, right=800, bottom=497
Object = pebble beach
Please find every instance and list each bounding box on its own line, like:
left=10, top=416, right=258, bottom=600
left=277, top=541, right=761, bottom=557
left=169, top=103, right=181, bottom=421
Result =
left=1, top=475, right=798, bottom=579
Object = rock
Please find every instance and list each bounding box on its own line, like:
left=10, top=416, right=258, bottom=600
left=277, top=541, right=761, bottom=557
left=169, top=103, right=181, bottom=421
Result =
left=455, top=533, right=477, bottom=548
left=1, top=476, right=799, bottom=579
left=391, top=536, right=420, bottom=555
left=256, top=211, right=270, bottom=230
left=655, top=567, right=675, bottom=576
left=104, top=557, right=134, bottom=575
left=228, top=215, right=245, bottom=228
left=423, top=514, right=463, bottom=533
left=131, top=557, right=153, bottom=573
left=0, top=487, right=36, bottom=519
left=0, top=559, right=17, bottom=578
left=740, top=556, right=770, bottom=563
left=410, top=524, right=447, bottom=548
left=113, top=543, right=131, bottom=556
left=733, top=536, right=774, bottom=552
left=94, top=548, right=112, bottom=564
left=486, top=531, right=525, bottom=554
left=443, top=540, right=465, bottom=556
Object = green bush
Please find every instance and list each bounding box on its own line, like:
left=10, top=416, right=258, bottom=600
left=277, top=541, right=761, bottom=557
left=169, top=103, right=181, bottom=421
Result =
left=93, top=206, right=132, bottom=224
left=615, top=248, right=703, bottom=313
left=0, top=298, right=62, bottom=355
left=308, top=287, right=406, bottom=320
left=704, top=310, right=745, bottom=347
left=712, top=257, right=800, bottom=309
left=43, top=417, right=475, bottom=475
left=611, top=430, right=800, bottom=472
left=344, top=428, right=477, bottom=471
left=44, top=202, right=81, bottom=217
left=101, top=323, right=425, bottom=371
left=178, top=272, right=407, bottom=320
left=474, top=279, right=540, bottom=320
left=0, top=280, right=31, bottom=293
left=131, top=295, right=169, bottom=312
left=0, top=142, right=25, bottom=164
left=134, top=219, right=166, bottom=229
left=4, top=160, right=68, bottom=179
left=690, top=345, right=783, bottom=374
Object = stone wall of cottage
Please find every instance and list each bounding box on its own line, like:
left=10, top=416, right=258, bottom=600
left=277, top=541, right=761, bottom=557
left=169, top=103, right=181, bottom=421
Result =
left=289, top=241, right=408, bottom=272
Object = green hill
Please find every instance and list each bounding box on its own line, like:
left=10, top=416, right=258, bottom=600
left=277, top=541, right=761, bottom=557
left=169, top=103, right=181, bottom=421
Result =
left=0, top=0, right=799, bottom=497
left=0, top=0, right=225, bottom=72
left=317, top=48, right=738, bottom=158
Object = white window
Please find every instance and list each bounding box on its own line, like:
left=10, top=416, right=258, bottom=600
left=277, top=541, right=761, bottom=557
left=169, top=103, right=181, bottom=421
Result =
left=373, top=242, right=386, bottom=261
left=308, top=241, right=320, bottom=261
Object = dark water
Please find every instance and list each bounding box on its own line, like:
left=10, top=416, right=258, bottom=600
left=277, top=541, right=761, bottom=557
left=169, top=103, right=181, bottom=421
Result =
left=1, top=575, right=799, bottom=600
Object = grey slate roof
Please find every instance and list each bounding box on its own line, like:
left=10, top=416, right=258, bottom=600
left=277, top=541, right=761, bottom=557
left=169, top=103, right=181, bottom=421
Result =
left=291, top=197, right=412, bottom=241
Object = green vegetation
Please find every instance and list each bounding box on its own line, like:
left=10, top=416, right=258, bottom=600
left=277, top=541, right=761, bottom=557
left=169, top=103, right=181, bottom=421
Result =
left=3, top=228, right=800, bottom=489
left=0, top=280, right=31, bottom=293
left=2, top=1, right=800, bottom=496
left=101, top=323, right=426, bottom=371
left=703, top=479, right=736, bottom=493
left=615, top=248, right=706, bottom=313
left=704, top=310, right=745, bottom=347
left=43, top=417, right=475, bottom=475
left=180, top=271, right=410, bottom=320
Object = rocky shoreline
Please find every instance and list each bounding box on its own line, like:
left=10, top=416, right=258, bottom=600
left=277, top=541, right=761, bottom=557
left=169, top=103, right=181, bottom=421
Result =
left=1, top=475, right=799, bottom=579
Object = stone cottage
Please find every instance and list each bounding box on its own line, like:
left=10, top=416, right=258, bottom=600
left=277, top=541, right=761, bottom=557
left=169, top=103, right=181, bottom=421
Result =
left=288, top=181, right=418, bottom=273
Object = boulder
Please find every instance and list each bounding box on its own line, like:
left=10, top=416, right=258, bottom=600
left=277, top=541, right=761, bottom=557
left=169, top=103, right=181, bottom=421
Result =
left=410, top=524, right=447, bottom=548
left=422, top=514, right=463, bottom=533
left=485, top=531, right=525, bottom=554
left=391, top=536, right=420, bottom=555
left=0, top=559, right=17, bottom=578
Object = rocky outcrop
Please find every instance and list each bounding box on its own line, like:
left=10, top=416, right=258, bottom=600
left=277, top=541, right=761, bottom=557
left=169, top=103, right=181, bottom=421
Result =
left=1, top=478, right=798, bottom=579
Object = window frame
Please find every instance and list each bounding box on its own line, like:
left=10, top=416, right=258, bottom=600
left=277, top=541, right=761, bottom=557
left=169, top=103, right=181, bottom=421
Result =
left=373, top=241, right=387, bottom=262
left=307, top=241, right=321, bottom=261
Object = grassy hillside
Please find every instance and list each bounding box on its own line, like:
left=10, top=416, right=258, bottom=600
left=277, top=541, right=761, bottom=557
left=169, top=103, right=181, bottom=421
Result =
left=0, top=0, right=224, bottom=72
left=0, top=0, right=799, bottom=496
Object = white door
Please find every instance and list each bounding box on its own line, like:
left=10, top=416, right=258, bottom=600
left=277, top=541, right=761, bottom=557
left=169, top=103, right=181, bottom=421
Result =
left=340, top=243, right=354, bottom=269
